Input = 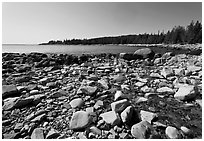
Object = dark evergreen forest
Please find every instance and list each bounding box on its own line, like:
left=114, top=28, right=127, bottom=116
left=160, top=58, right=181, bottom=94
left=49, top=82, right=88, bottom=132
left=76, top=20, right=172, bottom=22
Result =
left=40, top=20, right=202, bottom=45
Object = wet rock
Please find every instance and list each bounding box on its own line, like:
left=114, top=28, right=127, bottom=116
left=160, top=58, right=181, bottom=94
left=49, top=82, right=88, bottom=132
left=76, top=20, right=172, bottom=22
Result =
left=134, top=48, right=155, bottom=59
left=140, top=110, right=157, bottom=123
left=69, top=98, right=84, bottom=108
left=165, top=126, right=181, bottom=139
left=131, top=121, right=154, bottom=139
left=46, top=128, right=60, bottom=139
left=111, top=99, right=130, bottom=113
left=2, top=85, right=19, bottom=99
left=120, top=106, right=134, bottom=124
left=69, top=111, right=92, bottom=130
left=135, top=97, right=148, bottom=104
left=100, top=111, right=121, bottom=126
left=31, top=128, right=45, bottom=139
left=174, top=85, right=199, bottom=101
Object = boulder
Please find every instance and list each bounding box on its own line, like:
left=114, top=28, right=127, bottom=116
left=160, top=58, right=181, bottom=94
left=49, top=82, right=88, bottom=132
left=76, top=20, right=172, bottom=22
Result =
left=69, top=111, right=92, bottom=130
left=31, top=128, right=45, bottom=139
left=121, top=53, right=137, bottom=60
left=100, top=111, right=121, bottom=126
left=140, top=110, right=157, bottom=123
left=131, top=121, right=154, bottom=139
left=165, top=126, right=181, bottom=139
left=174, top=85, right=199, bottom=101
left=133, top=48, right=155, bottom=59
left=111, top=99, right=130, bottom=113
left=79, top=86, right=97, bottom=96
left=2, top=85, right=19, bottom=99
left=3, top=97, right=19, bottom=111
left=46, top=128, right=60, bottom=139
left=114, top=90, right=126, bottom=101
left=120, top=106, right=134, bottom=124
left=69, top=98, right=84, bottom=108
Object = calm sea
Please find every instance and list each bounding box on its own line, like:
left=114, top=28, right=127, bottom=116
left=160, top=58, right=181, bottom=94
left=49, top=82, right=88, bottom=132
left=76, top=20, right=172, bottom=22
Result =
left=2, top=44, right=189, bottom=55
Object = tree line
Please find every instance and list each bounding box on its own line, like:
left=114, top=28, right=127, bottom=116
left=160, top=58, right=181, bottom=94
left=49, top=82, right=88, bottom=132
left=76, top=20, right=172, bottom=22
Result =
left=40, top=20, right=202, bottom=45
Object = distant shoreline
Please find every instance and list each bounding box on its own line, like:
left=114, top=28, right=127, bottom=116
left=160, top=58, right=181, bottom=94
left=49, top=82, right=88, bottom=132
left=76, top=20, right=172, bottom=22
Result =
left=3, top=43, right=202, bottom=51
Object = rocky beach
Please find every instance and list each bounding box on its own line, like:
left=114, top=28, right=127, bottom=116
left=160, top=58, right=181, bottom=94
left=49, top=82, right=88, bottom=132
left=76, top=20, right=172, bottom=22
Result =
left=2, top=47, right=202, bottom=139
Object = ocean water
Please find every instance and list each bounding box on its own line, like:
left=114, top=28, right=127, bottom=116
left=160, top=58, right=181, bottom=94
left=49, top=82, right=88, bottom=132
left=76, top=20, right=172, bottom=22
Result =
left=2, top=44, right=189, bottom=55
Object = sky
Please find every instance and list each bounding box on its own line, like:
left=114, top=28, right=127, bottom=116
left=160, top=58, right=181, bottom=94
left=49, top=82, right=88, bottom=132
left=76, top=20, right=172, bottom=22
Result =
left=2, top=2, right=202, bottom=44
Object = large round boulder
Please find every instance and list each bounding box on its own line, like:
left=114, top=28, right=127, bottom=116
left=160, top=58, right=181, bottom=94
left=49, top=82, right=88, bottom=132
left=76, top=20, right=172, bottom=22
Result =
left=133, top=48, right=155, bottom=59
